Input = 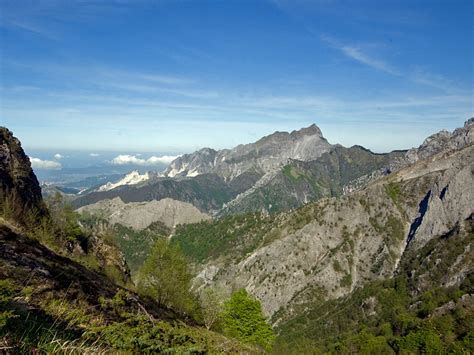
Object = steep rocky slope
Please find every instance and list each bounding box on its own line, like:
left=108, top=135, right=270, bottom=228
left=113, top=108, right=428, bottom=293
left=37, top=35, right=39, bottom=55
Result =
left=0, top=127, right=49, bottom=226
left=173, top=126, right=473, bottom=322
left=0, top=127, right=131, bottom=284
left=77, top=196, right=211, bottom=230
left=220, top=145, right=406, bottom=215
left=276, top=214, right=473, bottom=352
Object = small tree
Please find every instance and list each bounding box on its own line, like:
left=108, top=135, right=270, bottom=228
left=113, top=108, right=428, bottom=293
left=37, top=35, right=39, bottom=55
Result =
left=222, top=289, right=275, bottom=350
left=199, top=286, right=225, bottom=330
left=136, top=239, right=196, bottom=315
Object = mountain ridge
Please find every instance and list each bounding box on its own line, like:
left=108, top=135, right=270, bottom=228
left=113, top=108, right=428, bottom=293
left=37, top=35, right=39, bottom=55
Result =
left=164, top=123, right=332, bottom=180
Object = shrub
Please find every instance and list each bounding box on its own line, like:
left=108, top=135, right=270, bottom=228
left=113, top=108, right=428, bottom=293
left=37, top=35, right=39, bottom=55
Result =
left=222, top=289, right=275, bottom=350
left=136, top=239, right=197, bottom=316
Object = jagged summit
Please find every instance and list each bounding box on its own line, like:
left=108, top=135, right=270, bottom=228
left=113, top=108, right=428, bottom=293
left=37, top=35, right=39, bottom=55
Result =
left=165, top=123, right=331, bottom=180
left=290, top=123, right=324, bottom=138
left=406, top=118, right=473, bottom=163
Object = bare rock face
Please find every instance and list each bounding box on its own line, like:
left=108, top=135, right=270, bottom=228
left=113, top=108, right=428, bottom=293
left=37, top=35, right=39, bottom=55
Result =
left=0, top=127, right=48, bottom=225
left=405, top=118, right=473, bottom=163
left=403, top=148, right=474, bottom=249
left=165, top=124, right=332, bottom=180
left=78, top=197, right=211, bottom=230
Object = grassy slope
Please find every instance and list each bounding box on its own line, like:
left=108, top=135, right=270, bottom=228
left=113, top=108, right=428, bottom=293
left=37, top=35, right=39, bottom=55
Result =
left=0, top=223, right=255, bottom=353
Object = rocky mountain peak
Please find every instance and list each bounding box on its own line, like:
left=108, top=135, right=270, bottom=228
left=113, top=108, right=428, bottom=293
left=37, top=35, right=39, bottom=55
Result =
left=165, top=123, right=331, bottom=180
left=0, top=127, right=48, bottom=225
left=290, top=123, right=323, bottom=138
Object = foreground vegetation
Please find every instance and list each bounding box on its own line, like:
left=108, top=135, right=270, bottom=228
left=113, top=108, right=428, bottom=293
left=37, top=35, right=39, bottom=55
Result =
left=0, top=196, right=276, bottom=352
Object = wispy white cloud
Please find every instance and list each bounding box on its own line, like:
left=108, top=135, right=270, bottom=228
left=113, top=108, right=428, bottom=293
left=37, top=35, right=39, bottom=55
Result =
left=410, top=69, right=462, bottom=93
left=319, top=34, right=469, bottom=94
left=2, top=20, right=58, bottom=40
left=320, top=34, right=399, bottom=75
left=3, top=61, right=209, bottom=99
left=29, top=157, right=62, bottom=170
left=138, top=74, right=193, bottom=85
left=90, top=153, right=100, bottom=157
left=104, top=82, right=218, bottom=99
left=111, top=154, right=180, bottom=166
left=54, top=153, right=63, bottom=159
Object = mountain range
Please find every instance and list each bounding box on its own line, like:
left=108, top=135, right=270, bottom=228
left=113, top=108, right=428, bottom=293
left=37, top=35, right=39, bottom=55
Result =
left=72, top=119, right=472, bottom=224
left=1, top=119, right=473, bottom=352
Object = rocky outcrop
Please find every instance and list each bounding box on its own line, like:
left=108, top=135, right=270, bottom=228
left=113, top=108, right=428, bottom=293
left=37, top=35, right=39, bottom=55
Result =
left=0, top=127, right=133, bottom=285
left=77, top=197, right=211, bottom=230
left=405, top=118, right=473, bottom=163
left=0, top=127, right=48, bottom=225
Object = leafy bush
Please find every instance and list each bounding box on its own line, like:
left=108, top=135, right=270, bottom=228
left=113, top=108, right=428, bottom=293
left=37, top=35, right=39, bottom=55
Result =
left=136, top=239, right=197, bottom=316
left=222, top=289, right=275, bottom=350
left=199, top=286, right=225, bottom=330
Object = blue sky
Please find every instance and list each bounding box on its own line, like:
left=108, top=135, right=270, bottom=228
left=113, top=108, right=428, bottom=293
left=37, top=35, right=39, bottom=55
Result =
left=1, top=0, right=473, bottom=157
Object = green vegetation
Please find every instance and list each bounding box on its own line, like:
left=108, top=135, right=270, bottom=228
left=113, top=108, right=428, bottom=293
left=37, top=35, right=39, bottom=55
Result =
left=136, top=239, right=197, bottom=316
left=0, top=279, right=17, bottom=330
left=385, top=181, right=401, bottom=203
left=88, top=289, right=250, bottom=353
left=222, top=289, right=275, bottom=350
left=333, top=260, right=343, bottom=273
left=199, top=286, right=225, bottom=330
left=275, top=220, right=474, bottom=354
left=385, top=181, right=405, bottom=215
left=173, top=213, right=275, bottom=263
left=46, top=192, right=84, bottom=242
left=282, top=164, right=304, bottom=181
left=0, top=279, right=252, bottom=353
left=340, top=273, right=352, bottom=288
left=110, top=223, right=167, bottom=274
left=276, top=278, right=473, bottom=354
left=385, top=215, right=404, bottom=242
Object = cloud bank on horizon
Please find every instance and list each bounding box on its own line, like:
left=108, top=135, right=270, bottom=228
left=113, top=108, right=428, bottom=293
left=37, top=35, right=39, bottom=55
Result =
left=30, top=157, right=62, bottom=170
left=1, top=0, right=472, bottom=153
left=111, top=154, right=180, bottom=166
